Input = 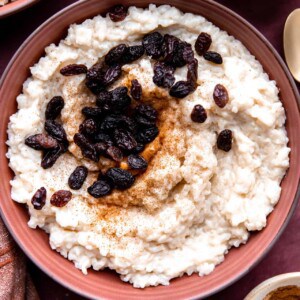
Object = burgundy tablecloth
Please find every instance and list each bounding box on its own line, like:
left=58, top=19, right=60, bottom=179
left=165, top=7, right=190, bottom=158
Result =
left=0, top=1, right=299, bottom=299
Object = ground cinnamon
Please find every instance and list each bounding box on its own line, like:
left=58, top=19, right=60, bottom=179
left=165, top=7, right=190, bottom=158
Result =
left=263, top=285, right=300, bottom=300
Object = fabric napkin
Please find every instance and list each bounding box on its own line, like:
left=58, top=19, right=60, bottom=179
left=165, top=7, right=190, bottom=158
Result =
left=0, top=219, right=39, bottom=300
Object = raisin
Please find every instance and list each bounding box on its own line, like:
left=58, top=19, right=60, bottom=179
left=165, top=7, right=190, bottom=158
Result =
left=86, top=62, right=104, bottom=82
left=203, top=51, right=223, bottom=64
left=191, top=104, right=207, bottom=123
left=25, top=133, right=58, bottom=150
left=50, top=190, right=72, bottom=207
left=41, top=144, right=65, bottom=169
left=135, top=126, right=159, bottom=143
left=94, top=142, right=109, bottom=155
left=106, top=168, right=135, bottom=190
left=162, top=35, right=190, bottom=68
left=128, top=154, right=148, bottom=170
left=111, top=86, right=131, bottom=111
left=85, top=79, right=106, bottom=95
left=45, top=96, right=64, bottom=120
left=195, top=32, right=212, bottom=56
left=82, top=107, right=103, bottom=120
left=134, top=104, right=158, bottom=126
left=131, top=79, right=142, bottom=101
left=169, top=81, right=193, bottom=98
left=102, top=64, right=122, bottom=86
left=105, top=44, right=127, bottom=66
left=101, top=115, right=136, bottom=133
left=96, top=91, right=112, bottom=111
left=213, top=84, right=229, bottom=108
left=31, top=187, right=46, bottom=210
left=106, top=146, right=124, bottom=162
left=88, top=180, right=112, bottom=197
left=114, top=128, right=137, bottom=151
left=131, top=143, right=145, bottom=154
left=74, top=133, right=99, bottom=162
left=153, top=62, right=175, bottom=88
left=94, top=132, right=114, bottom=145
left=68, top=166, right=88, bottom=190
left=187, top=58, right=198, bottom=90
left=60, top=64, right=87, bottom=76
left=108, top=5, right=128, bottom=22
left=79, top=119, right=98, bottom=136
left=123, top=45, right=144, bottom=64
left=142, top=32, right=164, bottom=59
left=182, top=43, right=194, bottom=64
left=44, top=120, right=68, bottom=143
left=217, top=129, right=233, bottom=152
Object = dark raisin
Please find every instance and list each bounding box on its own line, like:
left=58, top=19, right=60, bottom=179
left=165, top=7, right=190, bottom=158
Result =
left=106, top=168, right=135, bottom=190
left=86, top=63, right=106, bottom=94
left=195, top=32, right=212, bottom=56
left=217, top=129, right=233, bottom=152
left=88, top=180, right=112, bottom=197
left=134, top=104, right=158, bottom=126
left=45, top=96, right=64, bottom=120
left=96, top=91, right=112, bottom=111
left=86, top=62, right=104, bottom=82
left=44, top=120, right=68, bottom=143
left=68, top=166, right=88, bottom=190
left=74, top=133, right=99, bottom=162
left=108, top=5, right=128, bottom=22
left=114, top=128, right=137, bottom=151
left=106, top=146, right=124, bottom=162
left=187, top=58, right=198, bottom=91
left=79, top=119, right=98, bottom=136
left=169, top=81, right=193, bottom=98
left=94, top=142, right=109, bottom=155
left=101, top=115, right=136, bottom=133
left=105, top=44, right=127, bottom=66
left=60, top=64, right=87, bottom=76
left=97, top=171, right=114, bottom=186
left=123, top=45, right=144, bottom=64
left=135, top=126, right=159, bottom=143
left=41, top=145, right=64, bottom=169
left=182, top=43, right=194, bottom=64
left=142, top=32, right=164, bottom=59
left=102, top=64, right=122, bottom=86
left=153, top=62, right=175, bottom=88
left=94, top=132, right=114, bottom=145
left=128, top=154, right=148, bottom=170
left=82, top=107, right=103, bottom=120
left=162, top=35, right=190, bottom=68
left=50, top=190, right=72, bottom=207
left=203, top=51, right=223, bottom=64
left=131, top=143, right=145, bottom=154
left=213, top=84, right=229, bottom=108
left=25, top=133, right=58, bottom=150
left=31, top=187, right=46, bottom=210
left=110, top=86, right=131, bottom=111
left=85, top=79, right=106, bottom=95
left=131, top=79, right=142, bottom=101
left=191, top=104, right=207, bottom=123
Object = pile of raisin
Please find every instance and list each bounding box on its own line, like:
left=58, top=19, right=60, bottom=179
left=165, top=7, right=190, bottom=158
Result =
left=25, top=95, right=69, bottom=169
left=73, top=80, right=158, bottom=197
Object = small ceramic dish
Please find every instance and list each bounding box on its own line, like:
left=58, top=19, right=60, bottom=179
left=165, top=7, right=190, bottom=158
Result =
left=245, top=272, right=300, bottom=299
left=0, top=0, right=299, bottom=299
left=0, top=0, right=39, bottom=19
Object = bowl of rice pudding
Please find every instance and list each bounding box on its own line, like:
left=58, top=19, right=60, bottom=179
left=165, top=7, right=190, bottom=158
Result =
left=0, top=0, right=39, bottom=18
left=0, top=0, right=300, bottom=299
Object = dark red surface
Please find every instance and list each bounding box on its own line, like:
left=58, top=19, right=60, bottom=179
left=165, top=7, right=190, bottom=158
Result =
left=0, top=1, right=300, bottom=299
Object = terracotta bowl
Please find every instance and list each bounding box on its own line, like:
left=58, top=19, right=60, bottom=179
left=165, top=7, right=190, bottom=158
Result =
left=0, top=0, right=299, bottom=299
left=0, top=0, right=39, bottom=18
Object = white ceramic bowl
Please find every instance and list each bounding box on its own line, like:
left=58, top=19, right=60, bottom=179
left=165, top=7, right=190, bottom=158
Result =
left=245, top=272, right=300, bottom=299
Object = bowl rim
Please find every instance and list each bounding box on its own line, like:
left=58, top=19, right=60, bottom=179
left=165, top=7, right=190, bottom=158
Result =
left=0, top=0, right=39, bottom=19
left=0, top=0, right=300, bottom=299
